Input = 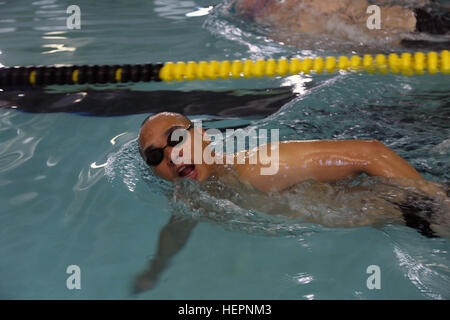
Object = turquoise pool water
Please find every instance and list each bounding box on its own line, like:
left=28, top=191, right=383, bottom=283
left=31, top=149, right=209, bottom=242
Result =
left=1, top=0, right=449, bottom=299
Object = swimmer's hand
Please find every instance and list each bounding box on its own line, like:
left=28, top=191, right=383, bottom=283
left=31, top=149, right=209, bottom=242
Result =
left=131, top=264, right=161, bottom=294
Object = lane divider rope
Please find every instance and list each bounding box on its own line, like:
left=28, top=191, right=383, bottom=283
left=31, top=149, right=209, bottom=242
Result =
left=0, top=50, right=448, bottom=86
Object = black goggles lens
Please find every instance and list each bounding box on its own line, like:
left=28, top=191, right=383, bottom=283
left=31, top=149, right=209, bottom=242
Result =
left=143, top=124, right=192, bottom=167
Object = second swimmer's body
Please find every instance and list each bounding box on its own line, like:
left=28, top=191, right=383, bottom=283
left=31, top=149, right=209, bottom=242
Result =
left=228, top=0, right=450, bottom=49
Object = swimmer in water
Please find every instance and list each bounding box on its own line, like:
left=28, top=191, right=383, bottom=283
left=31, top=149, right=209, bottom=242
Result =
left=227, top=0, right=450, bottom=49
left=132, top=112, right=449, bottom=293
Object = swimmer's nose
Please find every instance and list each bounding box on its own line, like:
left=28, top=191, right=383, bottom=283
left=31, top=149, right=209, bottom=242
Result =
left=165, top=146, right=184, bottom=167
left=164, top=147, right=175, bottom=167
left=177, top=148, right=184, bottom=162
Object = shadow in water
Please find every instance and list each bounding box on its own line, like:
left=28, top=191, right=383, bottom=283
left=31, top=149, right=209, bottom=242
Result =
left=0, top=87, right=297, bottom=118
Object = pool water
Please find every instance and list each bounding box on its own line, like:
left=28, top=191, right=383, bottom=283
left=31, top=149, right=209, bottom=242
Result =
left=1, top=0, right=449, bottom=299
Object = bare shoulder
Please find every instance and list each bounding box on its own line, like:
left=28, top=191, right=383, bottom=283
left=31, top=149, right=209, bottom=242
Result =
left=277, top=139, right=383, bottom=152
left=230, top=139, right=386, bottom=193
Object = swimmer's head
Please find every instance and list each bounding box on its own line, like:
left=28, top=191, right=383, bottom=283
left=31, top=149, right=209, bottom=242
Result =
left=138, top=112, right=214, bottom=182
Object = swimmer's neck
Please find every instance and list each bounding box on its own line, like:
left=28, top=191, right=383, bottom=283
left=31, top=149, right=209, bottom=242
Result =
left=204, top=155, right=238, bottom=180
left=200, top=151, right=255, bottom=188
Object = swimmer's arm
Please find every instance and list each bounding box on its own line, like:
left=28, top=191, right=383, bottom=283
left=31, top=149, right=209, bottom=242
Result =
left=237, top=140, right=438, bottom=193
left=132, top=216, right=197, bottom=293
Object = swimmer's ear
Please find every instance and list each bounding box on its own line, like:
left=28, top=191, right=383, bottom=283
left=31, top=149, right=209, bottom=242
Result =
left=191, top=126, right=210, bottom=141
left=198, top=127, right=213, bottom=144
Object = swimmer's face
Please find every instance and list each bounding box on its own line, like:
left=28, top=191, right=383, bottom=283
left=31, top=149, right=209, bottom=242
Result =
left=138, top=113, right=213, bottom=182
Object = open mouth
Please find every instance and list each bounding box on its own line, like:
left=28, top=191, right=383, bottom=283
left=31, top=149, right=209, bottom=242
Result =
left=177, top=164, right=197, bottom=179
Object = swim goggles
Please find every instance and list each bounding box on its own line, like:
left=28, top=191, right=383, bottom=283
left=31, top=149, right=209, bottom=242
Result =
left=141, top=124, right=193, bottom=167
